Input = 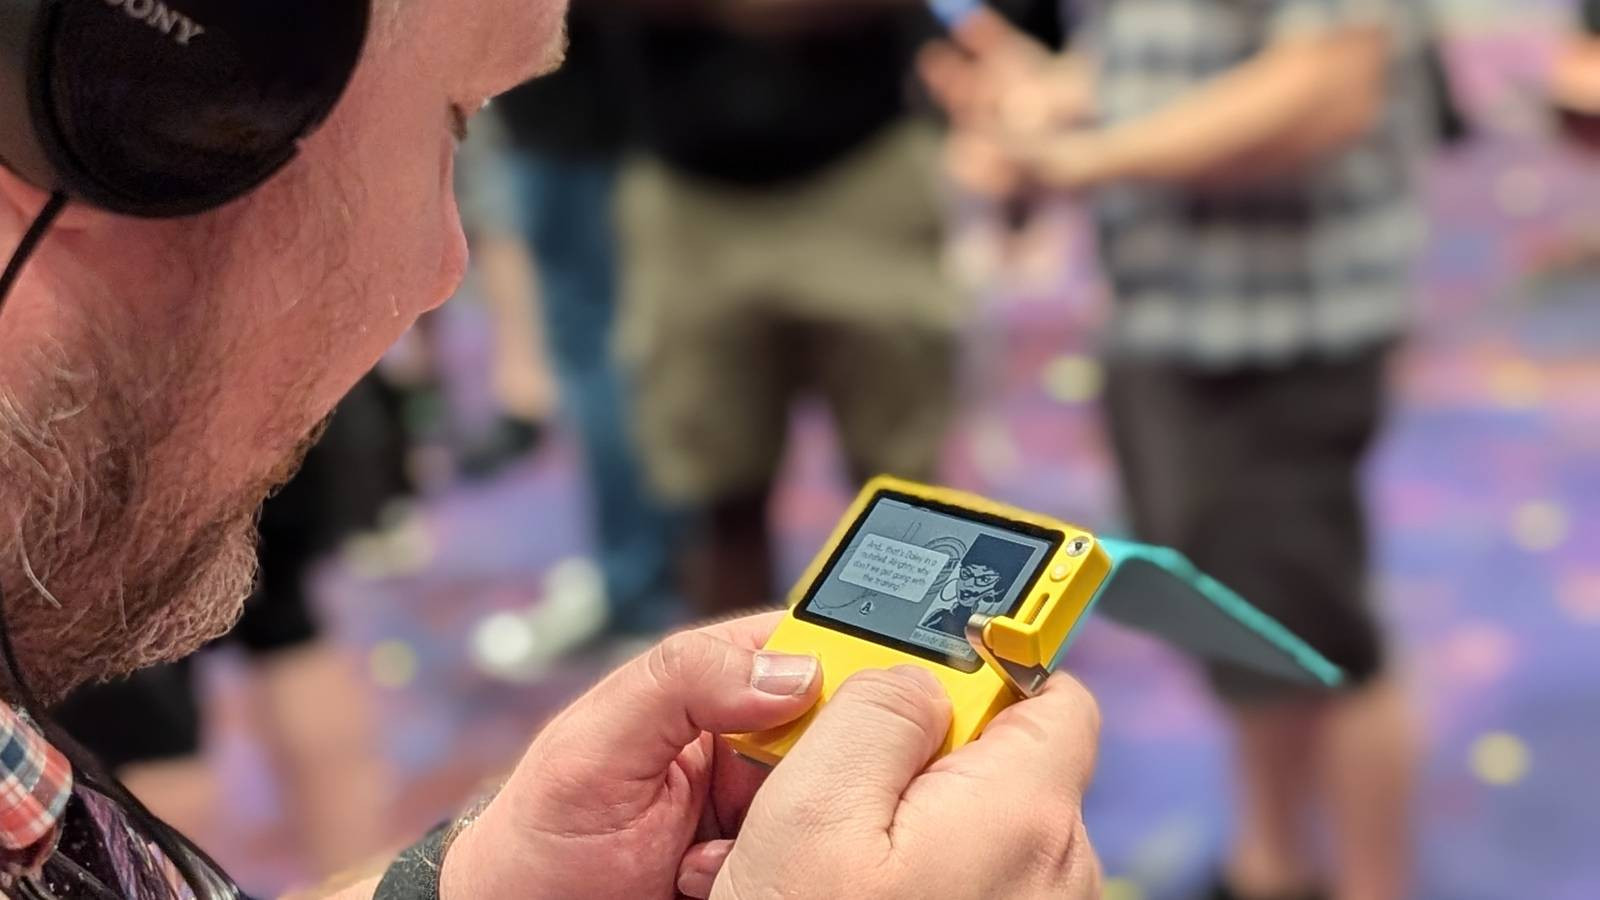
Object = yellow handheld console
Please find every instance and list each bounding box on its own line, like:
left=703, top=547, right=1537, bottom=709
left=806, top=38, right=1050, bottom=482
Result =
left=730, top=476, right=1111, bottom=765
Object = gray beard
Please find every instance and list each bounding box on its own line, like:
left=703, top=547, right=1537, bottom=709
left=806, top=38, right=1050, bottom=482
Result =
left=0, top=342, right=284, bottom=704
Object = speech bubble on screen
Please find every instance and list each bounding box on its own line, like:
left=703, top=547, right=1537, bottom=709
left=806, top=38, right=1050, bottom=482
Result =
left=838, top=534, right=952, bottom=604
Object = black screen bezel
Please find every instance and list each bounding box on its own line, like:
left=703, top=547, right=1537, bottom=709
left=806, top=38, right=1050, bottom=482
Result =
left=795, top=488, right=1065, bottom=673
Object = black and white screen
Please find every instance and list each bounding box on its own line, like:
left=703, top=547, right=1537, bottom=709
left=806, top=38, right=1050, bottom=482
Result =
left=797, top=492, right=1060, bottom=671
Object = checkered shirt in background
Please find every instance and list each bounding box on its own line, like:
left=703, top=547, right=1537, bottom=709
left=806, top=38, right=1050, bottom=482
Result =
left=0, top=701, right=71, bottom=871
left=1078, top=0, right=1433, bottom=368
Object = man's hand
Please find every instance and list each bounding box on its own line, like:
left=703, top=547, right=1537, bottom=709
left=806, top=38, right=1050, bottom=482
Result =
left=438, top=613, right=823, bottom=900
left=921, top=8, right=1090, bottom=133
left=678, top=668, right=1103, bottom=899
left=944, top=130, right=1029, bottom=199
left=919, top=8, right=1092, bottom=198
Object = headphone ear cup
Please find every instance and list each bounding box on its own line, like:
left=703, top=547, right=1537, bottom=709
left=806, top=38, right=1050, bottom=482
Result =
left=27, top=0, right=369, bottom=218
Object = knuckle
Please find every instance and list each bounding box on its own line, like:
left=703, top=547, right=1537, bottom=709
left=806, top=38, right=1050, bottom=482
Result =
left=739, top=804, right=854, bottom=888
left=646, top=631, right=721, bottom=688
left=1064, top=818, right=1102, bottom=896
left=781, top=773, right=879, bottom=842
left=782, top=785, right=842, bottom=834
left=841, top=667, right=943, bottom=708
left=1026, top=812, right=1096, bottom=889
left=834, top=669, right=948, bottom=735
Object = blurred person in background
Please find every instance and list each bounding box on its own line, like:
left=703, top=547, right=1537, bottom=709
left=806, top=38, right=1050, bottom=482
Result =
left=489, top=7, right=687, bottom=649
left=377, top=110, right=558, bottom=490
left=923, top=2, right=1432, bottom=899
left=613, top=0, right=965, bottom=617
left=52, top=375, right=410, bottom=880
left=450, top=107, right=560, bottom=481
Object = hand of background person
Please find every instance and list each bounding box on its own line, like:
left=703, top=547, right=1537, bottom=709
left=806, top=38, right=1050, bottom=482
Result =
left=941, top=126, right=1109, bottom=198
left=1551, top=36, right=1600, bottom=151
left=945, top=129, right=1030, bottom=199
left=439, top=612, right=823, bottom=900
left=920, top=8, right=1095, bottom=199
left=920, top=8, right=1093, bottom=142
left=679, top=670, right=1104, bottom=899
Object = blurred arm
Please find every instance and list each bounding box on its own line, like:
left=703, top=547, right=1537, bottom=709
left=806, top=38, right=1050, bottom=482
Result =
left=475, top=232, right=557, bottom=423
left=1033, top=25, right=1388, bottom=188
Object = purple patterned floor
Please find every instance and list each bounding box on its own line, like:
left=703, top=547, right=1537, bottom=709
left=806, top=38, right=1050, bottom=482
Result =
left=200, top=24, right=1599, bottom=900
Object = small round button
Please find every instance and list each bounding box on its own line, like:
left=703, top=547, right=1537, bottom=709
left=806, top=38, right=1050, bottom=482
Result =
left=1049, top=563, right=1072, bottom=582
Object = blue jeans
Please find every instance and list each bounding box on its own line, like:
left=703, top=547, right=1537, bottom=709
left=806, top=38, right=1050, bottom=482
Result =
left=513, top=152, right=682, bottom=634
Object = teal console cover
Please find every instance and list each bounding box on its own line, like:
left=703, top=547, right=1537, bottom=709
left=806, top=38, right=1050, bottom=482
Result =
left=1048, top=539, right=1344, bottom=689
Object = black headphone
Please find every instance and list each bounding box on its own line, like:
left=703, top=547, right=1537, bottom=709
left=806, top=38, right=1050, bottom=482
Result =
left=0, top=0, right=370, bottom=219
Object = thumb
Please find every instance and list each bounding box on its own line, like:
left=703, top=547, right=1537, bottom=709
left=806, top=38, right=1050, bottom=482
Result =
left=539, top=631, right=822, bottom=781
left=750, top=667, right=952, bottom=840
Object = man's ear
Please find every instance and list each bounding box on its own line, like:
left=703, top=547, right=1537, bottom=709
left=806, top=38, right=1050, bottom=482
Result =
left=0, top=168, right=117, bottom=233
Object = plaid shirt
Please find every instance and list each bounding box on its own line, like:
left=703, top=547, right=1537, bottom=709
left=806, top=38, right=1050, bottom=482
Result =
left=0, top=702, right=71, bottom=876
left=1080, top=0, right=1430, bottom=367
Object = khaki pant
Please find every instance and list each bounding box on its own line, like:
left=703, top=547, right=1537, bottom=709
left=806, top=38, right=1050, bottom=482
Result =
left=617, top=121, right=963, bottom=503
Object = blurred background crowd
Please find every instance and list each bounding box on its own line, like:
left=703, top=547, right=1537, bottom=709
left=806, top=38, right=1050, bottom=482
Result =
left=44, top=0, right=1600, bottom=897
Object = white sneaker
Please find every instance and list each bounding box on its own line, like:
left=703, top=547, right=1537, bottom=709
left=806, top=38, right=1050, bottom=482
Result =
left=470, top=557, right=610, bottom=683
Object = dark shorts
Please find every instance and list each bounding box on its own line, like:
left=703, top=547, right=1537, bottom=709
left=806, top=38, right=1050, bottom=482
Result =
left=1103, top=348, right=1392, bottom=705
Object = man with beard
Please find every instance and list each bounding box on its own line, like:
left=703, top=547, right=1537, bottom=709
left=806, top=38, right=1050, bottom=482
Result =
left=0, top=1, right=1102, bottom=898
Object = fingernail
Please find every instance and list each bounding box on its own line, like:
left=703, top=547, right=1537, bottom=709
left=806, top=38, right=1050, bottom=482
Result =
left=678, top=843, right=732, bottom=898
left=751, top=653, right=819, bottom=696
left=678, top=868, right=716, bottom=899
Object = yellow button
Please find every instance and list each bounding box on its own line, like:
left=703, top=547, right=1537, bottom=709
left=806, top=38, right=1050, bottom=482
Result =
left=1050, top=563, right=1073, bottom=582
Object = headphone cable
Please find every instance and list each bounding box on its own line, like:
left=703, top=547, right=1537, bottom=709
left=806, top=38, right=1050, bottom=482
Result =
left=0, top=191, right=68, bottom=319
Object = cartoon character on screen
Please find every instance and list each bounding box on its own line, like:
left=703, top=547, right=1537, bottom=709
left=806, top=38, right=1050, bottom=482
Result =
left=846, top=533, right=966, bottom=616
left=917, top=534, right=1034, bottom=639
